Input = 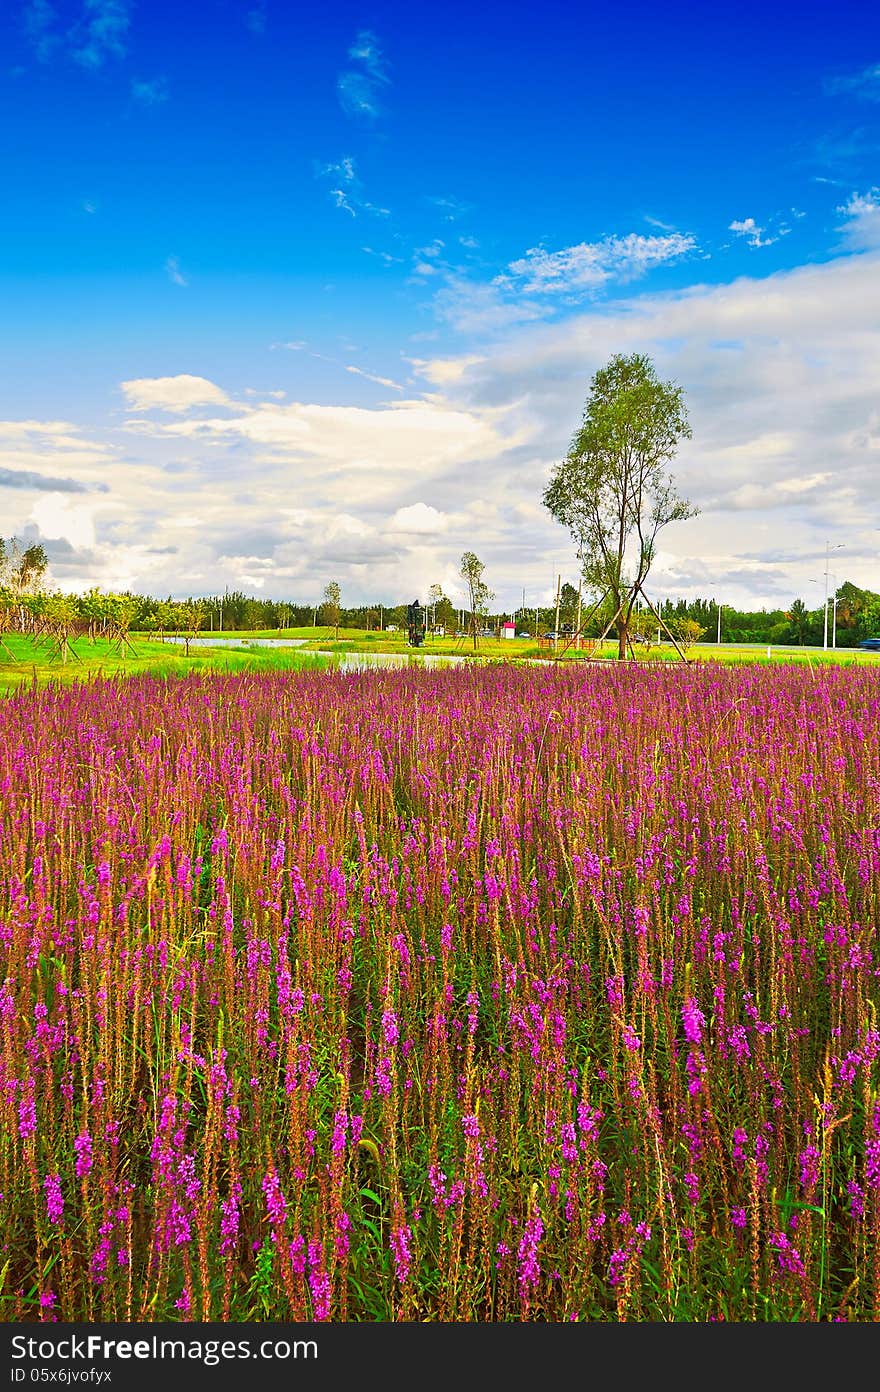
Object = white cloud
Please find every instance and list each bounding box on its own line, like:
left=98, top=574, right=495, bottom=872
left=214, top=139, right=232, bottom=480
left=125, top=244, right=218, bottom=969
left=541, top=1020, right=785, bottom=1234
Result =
left=165, top=256, right=188, bottom=287
left=505, top=232, right=697, bottom=294
left=389, top=503, right=448, bottom=534
left=728, top=217, right=789, bottom=249
left=836, top=188, right=880, bottom=250
left=345, top=364, right=404, bottom=391
left=29, top=493, right=103, bottom=549
left=125, top=398, right=527, bottom=503
left=120, top=375, right=232, bottom=413
left=406, top=355, right=485, bottom=386
left=337, top=29, right=389, bottom=119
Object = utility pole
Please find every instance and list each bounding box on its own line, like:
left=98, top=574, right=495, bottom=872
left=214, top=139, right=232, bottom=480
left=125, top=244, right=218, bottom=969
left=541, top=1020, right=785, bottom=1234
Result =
left=827, top=573, right=839, bottom=649
left=575, top=578, right=582, bottom=650
left=717, top=603, right=722, bottom=644
left=553, top=574, right=561, bottom=655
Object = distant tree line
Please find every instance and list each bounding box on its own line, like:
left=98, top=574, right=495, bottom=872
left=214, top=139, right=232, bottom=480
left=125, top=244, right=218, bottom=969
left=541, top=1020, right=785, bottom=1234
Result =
left=651, top=583, right=880, bottom=647
left=2, top=534, right=878, bottom=648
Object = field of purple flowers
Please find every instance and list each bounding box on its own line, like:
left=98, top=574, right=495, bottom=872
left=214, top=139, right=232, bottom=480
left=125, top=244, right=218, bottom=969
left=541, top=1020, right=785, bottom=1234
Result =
left=1, top=662, right=878, bottom=1322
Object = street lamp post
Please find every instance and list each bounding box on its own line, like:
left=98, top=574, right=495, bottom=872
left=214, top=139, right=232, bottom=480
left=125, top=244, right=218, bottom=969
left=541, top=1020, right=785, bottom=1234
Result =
left=823, top=542, right=844, bottom=651
left=827, top=574, right=839, bottom=649
left=833, top=591, right=839, bottom=649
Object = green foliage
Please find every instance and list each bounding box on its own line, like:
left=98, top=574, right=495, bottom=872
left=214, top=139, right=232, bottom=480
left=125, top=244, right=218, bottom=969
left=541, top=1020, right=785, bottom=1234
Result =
left=322, top=581, right=342, bottom=637
left=669, top=615, right=707, bottom=653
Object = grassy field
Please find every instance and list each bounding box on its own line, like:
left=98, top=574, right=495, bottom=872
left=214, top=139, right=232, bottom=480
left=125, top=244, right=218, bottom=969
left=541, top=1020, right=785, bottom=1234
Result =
left=148, top=625, right=880, bottom=668
left=0, top=633, right=332, bottom=693
left=1, top=626, right=877, bottom=695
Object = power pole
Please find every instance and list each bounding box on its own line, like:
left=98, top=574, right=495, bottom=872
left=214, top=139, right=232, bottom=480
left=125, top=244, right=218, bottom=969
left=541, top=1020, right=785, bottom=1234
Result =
left=553, top=574, right=561, bottom=655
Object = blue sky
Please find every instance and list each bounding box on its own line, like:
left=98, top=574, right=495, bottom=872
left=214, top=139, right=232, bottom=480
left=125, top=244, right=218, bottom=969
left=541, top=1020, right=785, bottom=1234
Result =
left=2, top=0, right=880, bottom=611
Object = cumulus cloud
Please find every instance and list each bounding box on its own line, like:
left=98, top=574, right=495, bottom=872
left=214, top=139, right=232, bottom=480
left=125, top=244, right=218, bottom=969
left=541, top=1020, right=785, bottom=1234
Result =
left=388, top=503, right=448, bottom=534
left=29, top=492, right=104, bottom=549
left=124, top=397, right=526, bottom=483
left=120, top=375, right=233, bottom=413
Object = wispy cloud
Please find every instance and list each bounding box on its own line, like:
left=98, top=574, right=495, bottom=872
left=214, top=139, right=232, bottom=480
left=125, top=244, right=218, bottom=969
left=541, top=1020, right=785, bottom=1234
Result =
left=503, top=231, right=696, bottom=295
left=131, top=76, right=169, bottom=105
left=728, top=216, right=775, bottom=248
left=361, top=246, right=403, bottom=265
left=70, top=0, right=131, bottom=70
left=824, top=62, right=880, bottom=101
left=316, top=156, right=390, bottom=219
left=245, top=2, right=267, bottom=35
left=345, top=364, right=404, bottom=392
left=165, top=256, right=188, bottom=287
left=427, top=196, right=471, bottom=222
left=23, top=0, right=131, bottom=69
left=337, top=29, right=389, bottom=120
left=22, top=0, right=59, bottom=62
left=644, top=214, right=677, bottom=232
left=330, top=187, right=357, bottom=217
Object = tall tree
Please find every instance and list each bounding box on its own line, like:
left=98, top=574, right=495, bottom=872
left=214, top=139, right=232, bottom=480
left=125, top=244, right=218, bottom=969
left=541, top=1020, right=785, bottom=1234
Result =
left=542, top=353, right=696, bottom=658
left=459, top=552, right=494, bottom=653
left=322, top=581, right=342, bottom=641
left=785, top=597, right=812, bottom=646
left=427, top=582, right=444, bottom=630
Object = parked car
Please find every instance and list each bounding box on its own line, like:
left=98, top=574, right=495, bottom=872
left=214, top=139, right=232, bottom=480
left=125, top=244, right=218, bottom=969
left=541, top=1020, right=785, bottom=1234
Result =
left=859, top=636, right=880, bottom=650
left=516, top=631, right=531, bottom=638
